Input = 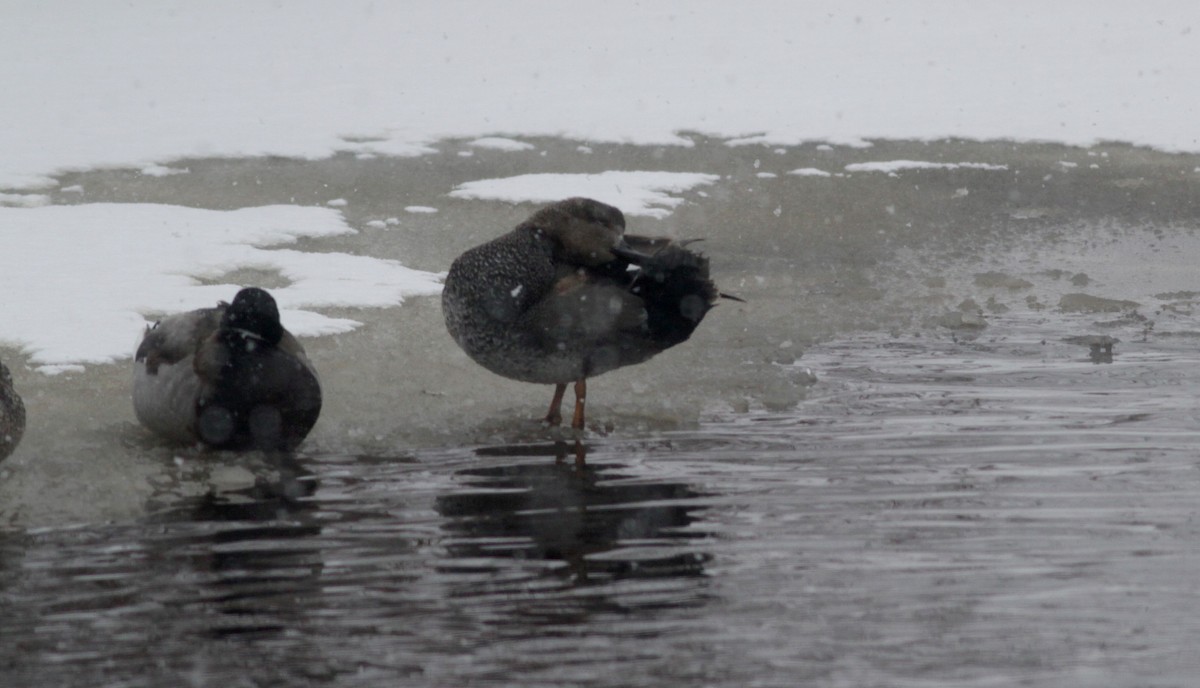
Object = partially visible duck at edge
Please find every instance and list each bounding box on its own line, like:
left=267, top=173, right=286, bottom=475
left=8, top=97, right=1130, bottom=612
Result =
left=442, top=196, right=739, bottom=430
left=0, top=358, right=25, bottom=461
left=133, top=287, right=322, bottom=452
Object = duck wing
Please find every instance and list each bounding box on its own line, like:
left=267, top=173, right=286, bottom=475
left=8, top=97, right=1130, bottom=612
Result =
left=521, top=270, right=648, bottom=347
left=135, top=306, right=224, bottom=375
left=612, top=237, right=720, bottom=347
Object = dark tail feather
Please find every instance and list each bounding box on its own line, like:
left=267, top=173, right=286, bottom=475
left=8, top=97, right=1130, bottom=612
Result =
left=618, top=241, right=721, bottom=348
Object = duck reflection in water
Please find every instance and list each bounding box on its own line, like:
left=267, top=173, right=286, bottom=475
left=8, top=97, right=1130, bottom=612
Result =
left=436, top=442, right=712, bottom=595
left=150, top=454, right=324, bottom=641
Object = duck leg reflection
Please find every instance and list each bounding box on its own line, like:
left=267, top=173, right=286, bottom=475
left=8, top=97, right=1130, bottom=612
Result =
left=553, top=438, right=588, bottom=468
left=545, top=383, right=567, bottom=426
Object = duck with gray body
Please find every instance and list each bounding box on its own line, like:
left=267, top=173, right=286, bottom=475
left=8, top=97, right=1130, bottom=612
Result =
left=442, top=197, right=727, bottom=429
left=0, top=359, right=25, bottom=461
left=132, top=287, right=322, bottom=451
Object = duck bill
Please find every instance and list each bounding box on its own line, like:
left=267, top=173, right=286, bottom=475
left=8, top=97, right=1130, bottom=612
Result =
left=610, top=242, right=656, bottom=264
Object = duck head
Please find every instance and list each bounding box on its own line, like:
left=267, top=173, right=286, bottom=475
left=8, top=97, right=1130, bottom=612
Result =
left=221, top=287, right=284, bottom=345
left=532, top=197, right=628, bottom=267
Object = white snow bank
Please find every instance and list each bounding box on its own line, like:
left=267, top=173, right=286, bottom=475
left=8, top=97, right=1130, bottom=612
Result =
left=845, top=161, right=1009, bottom=173
left=0, top=193, right=50, bottom=208
left=3, top=2, right=1200, bottom=190
left=468, top=137, right=536, bottom=152
left=787, top=168, right=832, bottom=178
left=0, top=204, right=442, bottom=372
left=140, top=164, right=189, bottom=178
left=449, top=171, right=719, bottom=218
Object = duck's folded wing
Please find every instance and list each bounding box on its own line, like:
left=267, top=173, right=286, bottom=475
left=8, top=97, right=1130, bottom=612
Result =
left=135, top=307, right=223, bottom=375
left=132, top=353, right=206, bottom=443
left=521, top=277, right=648, bottom=347
left=277, top=330, right=321, bottom=382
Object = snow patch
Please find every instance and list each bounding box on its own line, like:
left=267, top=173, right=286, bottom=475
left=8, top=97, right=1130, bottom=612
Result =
left=0, top=193, right=49, bottom=208
left=468, top=137, right=536, bottom=152
left=0, top=204, right=442, bottom=372
left=845, top=160, right=1009, bottom=174
left=3, top=5, right=1198, bottom=190
left=449, top=171, right=719, bottom=218
left=787, top=168, right=832, bottom=178
left=729, top=134, right=872, bottom=149
left=140, top=164, right=189, bottom=177
left=38, top=364, right=86, bottom=376
left=404, top=206, right=439, bottom=214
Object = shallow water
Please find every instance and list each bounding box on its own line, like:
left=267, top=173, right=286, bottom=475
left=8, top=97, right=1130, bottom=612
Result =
left=3, top=139, right=1200, bottom=686
left=5, top=325, right=1200, bottom=687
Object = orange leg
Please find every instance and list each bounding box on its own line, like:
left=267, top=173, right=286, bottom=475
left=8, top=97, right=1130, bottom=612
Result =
left=544, top=383, right=567, bottom=426
left=570, top=378, right=587, bottom=430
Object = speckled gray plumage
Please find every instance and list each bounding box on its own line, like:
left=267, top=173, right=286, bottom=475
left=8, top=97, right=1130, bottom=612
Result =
left=442, top=197, right=720, bottom=388
left=0, top=359, right=25, bottom=461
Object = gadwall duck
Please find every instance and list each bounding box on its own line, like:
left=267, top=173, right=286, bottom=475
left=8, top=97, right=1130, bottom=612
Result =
left=0, top=358, right=24, bottom=461
left=442, top=197, right=731, bottom=429
left=133, top=287, right=322, bottom=451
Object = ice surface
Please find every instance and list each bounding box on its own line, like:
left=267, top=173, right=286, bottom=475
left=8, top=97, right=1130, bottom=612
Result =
left=2, top=3, right=1199, bottom=191
left=3, top=139, right=1200, bottom=530
left=449, top=171, right=719, bottom=218
left=0, top=204, right=441, bottom=371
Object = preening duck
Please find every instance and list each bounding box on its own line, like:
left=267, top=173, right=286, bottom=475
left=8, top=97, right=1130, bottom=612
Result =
left=132, top=287, right=322, bottom=451
left=0, top=358, right=24, bottom=461
left=442, top=197, right=733, bottom=429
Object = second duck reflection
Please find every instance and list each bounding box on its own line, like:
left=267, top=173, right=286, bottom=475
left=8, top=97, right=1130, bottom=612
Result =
left=157, top=441, right=712, bottom=642
left=438, top=442, right=712, bottom=589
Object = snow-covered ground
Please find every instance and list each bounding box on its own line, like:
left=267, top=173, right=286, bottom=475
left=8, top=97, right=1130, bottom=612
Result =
left=449, top=172, right=720, bottom=218
left=2, top=1, right=1197, bottom=369
left=0, top=204, right=441, bottom=373
left=844, top=161, right=1009, bottom=174
left=4, top=1, right=1198, bottom=190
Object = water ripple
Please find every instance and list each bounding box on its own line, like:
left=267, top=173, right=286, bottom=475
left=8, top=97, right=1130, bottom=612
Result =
left=4, top=329, right=1200, bottom=686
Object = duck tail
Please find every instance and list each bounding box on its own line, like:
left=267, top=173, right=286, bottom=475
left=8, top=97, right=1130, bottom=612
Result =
left=618, top=240, right=721, bottom=348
